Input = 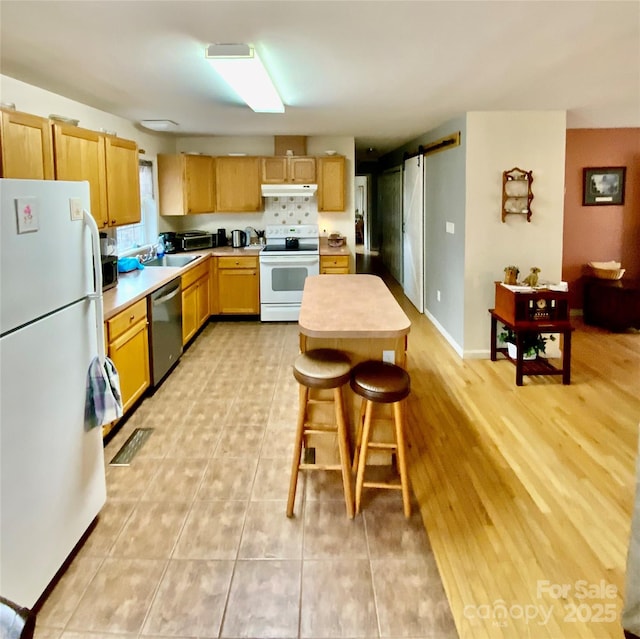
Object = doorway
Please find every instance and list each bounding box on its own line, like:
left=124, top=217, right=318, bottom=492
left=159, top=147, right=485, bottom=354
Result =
left=355, top=175, right=368, bottom=251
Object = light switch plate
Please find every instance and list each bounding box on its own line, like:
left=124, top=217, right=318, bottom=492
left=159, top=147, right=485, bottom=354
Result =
left=15, top=197, right=39, bottom=233
left=69, top=198, right=83, bottom=221
left=446, top=221, right=455, bottom=234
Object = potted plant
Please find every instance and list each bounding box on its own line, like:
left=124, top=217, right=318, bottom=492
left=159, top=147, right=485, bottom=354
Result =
left=498, top=328, right=555, bottom=360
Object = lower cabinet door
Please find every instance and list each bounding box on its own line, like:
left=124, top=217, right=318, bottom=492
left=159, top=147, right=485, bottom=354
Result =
left=218, top=269, right=259, bottom=314
left=108, top=319, right=150, bottom=414
left=182, top=282, right=198, bottom=345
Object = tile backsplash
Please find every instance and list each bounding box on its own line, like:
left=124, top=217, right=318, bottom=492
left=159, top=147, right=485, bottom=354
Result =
left=263, top=196, right=318, bottom=226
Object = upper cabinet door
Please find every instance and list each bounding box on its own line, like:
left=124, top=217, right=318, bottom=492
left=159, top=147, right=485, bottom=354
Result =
left=318, top=156, right=346, bottom=212
left=261, top=157, right=287, bottom=183
left=215, top=157, right=261, bottom=212
left=104, top=136, right=141, bottom=226
left=260, top=156, right=316, bottom=184
left=0, top=109, right=54, bottom=179
left=185, top=155, right=215, bottom=213
left=288, top=157, right=316, bottom=183
left=52, top=124, right=109, bottom=228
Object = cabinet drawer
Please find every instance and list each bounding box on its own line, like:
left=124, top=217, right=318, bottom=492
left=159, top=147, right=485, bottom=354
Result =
left=107, top=298, right=148, bottom=342
left=181, top=259, right=209, bottom=289
left=217, top=255, right=258, bottom=269
left=321, top=255, right=349, bottom=269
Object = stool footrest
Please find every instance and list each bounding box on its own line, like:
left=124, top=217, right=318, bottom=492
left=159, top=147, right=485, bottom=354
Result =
left=304, top=426, right=338, bottom=434
left=367, top=442, right=397, bottom=450
left=299, top=463, right=343, bottom=471
left=363, top=480, right=403, bottom=490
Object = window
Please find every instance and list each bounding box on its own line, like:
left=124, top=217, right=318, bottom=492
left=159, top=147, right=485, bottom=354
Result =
left=115, top=160, right=158, bottom=253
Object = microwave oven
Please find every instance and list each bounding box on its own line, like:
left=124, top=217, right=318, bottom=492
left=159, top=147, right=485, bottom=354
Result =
left=101, top=255, right=118, bottom=291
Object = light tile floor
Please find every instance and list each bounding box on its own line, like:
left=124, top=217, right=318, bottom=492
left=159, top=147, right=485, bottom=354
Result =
left=34, top=320, right=457, bottom=639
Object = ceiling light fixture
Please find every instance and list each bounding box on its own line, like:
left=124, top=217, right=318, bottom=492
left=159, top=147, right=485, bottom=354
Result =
left=205, top=43, right=284, bottom=114
left=139, top=120, right=179, bottom=132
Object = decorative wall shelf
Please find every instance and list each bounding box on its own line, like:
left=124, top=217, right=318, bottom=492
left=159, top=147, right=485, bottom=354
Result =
left=502, top=167, right=533, bottom=222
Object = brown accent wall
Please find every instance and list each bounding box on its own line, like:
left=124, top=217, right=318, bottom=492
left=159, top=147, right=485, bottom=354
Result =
left=563, top=128, right=640, bottom=310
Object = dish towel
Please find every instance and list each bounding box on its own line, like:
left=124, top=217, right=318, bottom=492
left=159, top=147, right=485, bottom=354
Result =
left=84, top=356, right=123, bottom=430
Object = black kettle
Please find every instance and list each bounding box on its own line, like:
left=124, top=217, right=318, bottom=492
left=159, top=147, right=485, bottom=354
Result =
left=231, top=229, right=247, bottom=248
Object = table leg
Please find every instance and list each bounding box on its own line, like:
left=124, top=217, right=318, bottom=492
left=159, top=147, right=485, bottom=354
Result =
left=490, top=315, right=497, bottom=361
left=562, top=329, right=572, bottom=385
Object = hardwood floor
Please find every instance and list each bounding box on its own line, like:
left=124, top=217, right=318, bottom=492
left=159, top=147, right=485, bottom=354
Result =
left=360, top=254, right=640, bottom=639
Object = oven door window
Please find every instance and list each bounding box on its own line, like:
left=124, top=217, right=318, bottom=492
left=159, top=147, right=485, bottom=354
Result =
left=272, top=267, right=308, bottom=292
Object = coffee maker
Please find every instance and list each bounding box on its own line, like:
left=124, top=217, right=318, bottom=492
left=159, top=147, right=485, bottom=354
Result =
left=216, top=228, right=227, bottom=247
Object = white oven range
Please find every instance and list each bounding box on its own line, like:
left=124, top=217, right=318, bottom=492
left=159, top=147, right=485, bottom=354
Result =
left=260, top=224, right=319, bottom=322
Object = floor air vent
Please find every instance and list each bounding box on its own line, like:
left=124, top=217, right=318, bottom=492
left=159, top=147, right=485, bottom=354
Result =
left=109, top=428, right=154, bottom=466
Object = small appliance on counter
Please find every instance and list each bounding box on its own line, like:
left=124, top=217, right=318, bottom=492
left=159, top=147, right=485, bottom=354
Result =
left=101, top=255, right=118, bottom=291
left=169, top=231, right=214, bottom=252
left=99, top=231, right=118, bottom=290
left=217, top=228, right=227, bottom=247
left=159, top=231, right=177, bottom=253
left=231, top=229, right=248, bottom=248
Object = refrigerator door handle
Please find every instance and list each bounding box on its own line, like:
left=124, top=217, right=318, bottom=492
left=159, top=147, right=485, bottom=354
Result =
left=83, top=210, right=106, bottom=364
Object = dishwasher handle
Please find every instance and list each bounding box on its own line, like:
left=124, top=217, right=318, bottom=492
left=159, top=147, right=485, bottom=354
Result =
left=152, top=282, right=181, bottom=306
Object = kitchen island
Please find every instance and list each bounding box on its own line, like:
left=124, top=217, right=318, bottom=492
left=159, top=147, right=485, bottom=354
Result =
left=298, top=274, right=411, bottom=463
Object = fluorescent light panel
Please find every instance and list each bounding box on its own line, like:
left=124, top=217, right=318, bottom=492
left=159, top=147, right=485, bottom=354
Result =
left=206, top=44, right=284, bottom=113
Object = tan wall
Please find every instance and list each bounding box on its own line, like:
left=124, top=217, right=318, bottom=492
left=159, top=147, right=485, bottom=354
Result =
left=563, top=128, right=640, bottom=309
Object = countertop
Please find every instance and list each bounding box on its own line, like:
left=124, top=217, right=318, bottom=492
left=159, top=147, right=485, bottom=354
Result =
left=103, top=243, right=346, bottom=320
left=103, top=247, right=261, bottom=319
left=298, top=274, right=411, bottom=338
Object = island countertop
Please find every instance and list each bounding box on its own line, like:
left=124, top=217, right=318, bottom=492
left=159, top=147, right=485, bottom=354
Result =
left=299, top=274, right=411, bottom=339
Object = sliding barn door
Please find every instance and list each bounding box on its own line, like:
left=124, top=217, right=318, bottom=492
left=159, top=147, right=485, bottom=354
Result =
left=402, top=155, right=424, bottom=312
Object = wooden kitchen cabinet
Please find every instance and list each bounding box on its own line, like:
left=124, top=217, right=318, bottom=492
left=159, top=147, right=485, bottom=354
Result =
left=317, top=155, right=346, bottom=212
left=181, top=260, right=210, bottom=345
left=106, top=298, right=150, bottom=416
left=215, top=156, right=262, bottom=212
left=213, top=255, right=260, bottom=315
left=0, top=108, right=54, bottom=179
left=104, top=135, right=141, bottom=226
left=320, top=255, right=349, bottom=274
left=53, top=125, right=140, bottom=228
left=157, top=154, right=216, bottom=215
left=52, top=123, right=109, bottom=227
left=261, top=156, right=316, bottom=184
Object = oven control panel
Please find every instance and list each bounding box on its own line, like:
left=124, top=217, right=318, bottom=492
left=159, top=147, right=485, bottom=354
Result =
left=265, top=224, right=318, bottom=239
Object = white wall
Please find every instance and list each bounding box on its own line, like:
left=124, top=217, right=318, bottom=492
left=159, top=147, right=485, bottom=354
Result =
left=464, top=111, right=567, bottom=356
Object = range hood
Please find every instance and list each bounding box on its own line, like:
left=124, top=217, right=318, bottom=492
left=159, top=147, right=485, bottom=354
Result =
left=261, top=184, right=318, bottom=198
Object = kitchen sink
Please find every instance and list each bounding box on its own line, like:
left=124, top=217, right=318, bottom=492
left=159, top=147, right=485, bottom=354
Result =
left=144, top=254, right=201, bottom=267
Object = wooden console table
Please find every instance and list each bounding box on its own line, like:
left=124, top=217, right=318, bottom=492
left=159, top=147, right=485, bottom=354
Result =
left=489, top=282, right=573, bottom=386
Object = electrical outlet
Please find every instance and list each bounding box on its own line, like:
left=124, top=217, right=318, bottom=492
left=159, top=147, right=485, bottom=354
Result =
left=437, top=290, right=441, bottom=302
left=382, top=350, right=395, bottom=364
left=69, top=198, right=83, bottom=221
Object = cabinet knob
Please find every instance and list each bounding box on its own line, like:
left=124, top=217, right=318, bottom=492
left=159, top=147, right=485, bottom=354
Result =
left=111, top=219, right=116, bottom=224
left=129, top=315, right=135, bottom=322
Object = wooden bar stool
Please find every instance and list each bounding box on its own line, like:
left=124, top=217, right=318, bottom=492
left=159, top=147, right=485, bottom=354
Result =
left=287, top=349, right=354, bottom=518
left=350, top=360, right=411, bottom=518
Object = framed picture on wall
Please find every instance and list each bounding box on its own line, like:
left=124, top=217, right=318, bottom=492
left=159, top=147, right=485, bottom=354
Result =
left=583, top=167, right=626, bottom=206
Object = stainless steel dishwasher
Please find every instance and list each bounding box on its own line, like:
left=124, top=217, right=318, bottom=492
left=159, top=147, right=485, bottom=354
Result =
left=148, top=277, right=183, bottom=388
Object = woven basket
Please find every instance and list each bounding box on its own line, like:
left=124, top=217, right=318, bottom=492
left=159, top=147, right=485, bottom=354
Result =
left=587, top=261, right=625, bottom=280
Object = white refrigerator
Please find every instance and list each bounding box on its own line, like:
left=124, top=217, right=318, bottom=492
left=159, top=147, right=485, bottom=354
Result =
left=0, top=179, right=107, bottom=607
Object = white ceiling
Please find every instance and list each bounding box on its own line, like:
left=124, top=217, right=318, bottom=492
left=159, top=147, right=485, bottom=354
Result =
left=1, top=1, right=638, bottom=158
